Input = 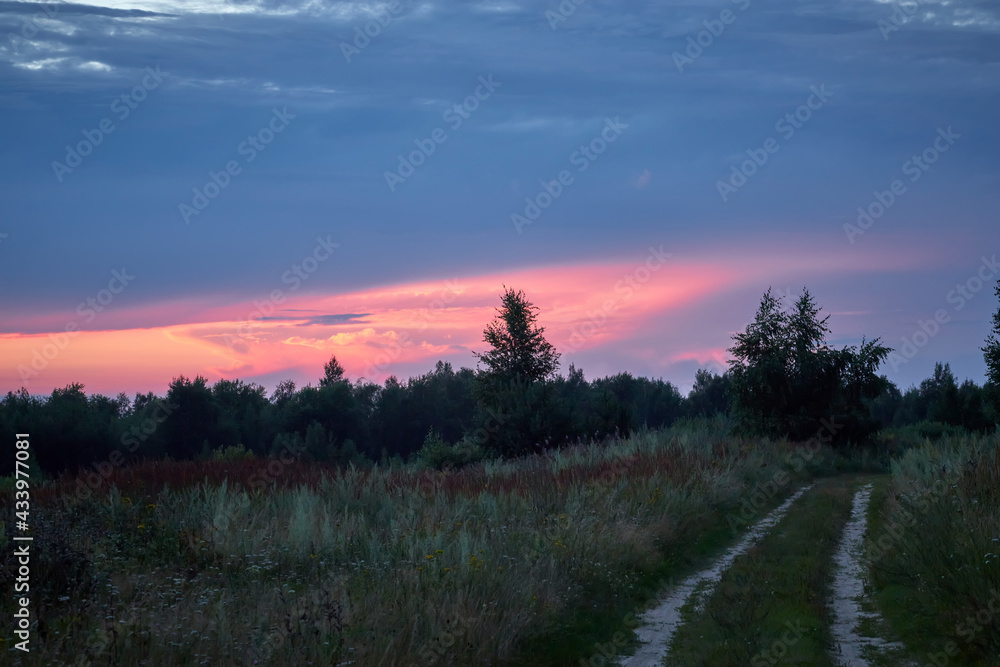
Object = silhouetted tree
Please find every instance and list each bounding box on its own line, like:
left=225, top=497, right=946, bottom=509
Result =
left=984, top=281, right=1000, bottom=386
left=686, top=368, right=730, bottom=419
left=371, top=362, right=478, bottom=460
left=728, top=287, right=890, bottom=444
left=211, top=378, right=270, bottom=454
left=320, top=356, right=347, bottom=387
left=920, top=362, right=962, bottom=426
left=163, top=375, right=219, bottom=459
left=957, top=379, right=991, bottom=432
left=271, top=379, right=297, bottom=406
left=475, top=286, right=559, bottom=384
left=470, top=288, right=562, bottom=455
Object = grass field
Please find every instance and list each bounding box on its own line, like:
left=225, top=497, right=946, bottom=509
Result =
left=864, top=432, right=1000, bottom=666
left=664, top=476, right=861, bottom=667
left=0, top=425, right=839, bottom=665
left=2, top=426, right=997, bottom=665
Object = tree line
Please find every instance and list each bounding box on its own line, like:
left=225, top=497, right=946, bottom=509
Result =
left=2, top=283, right=998, bottom=476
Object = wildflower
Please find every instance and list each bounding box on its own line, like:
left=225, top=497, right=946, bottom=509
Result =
left=444, top=568, right=450, bottom=572
left=138, top=524, right=145, bottom=530
left=426, top=555, right=434, bottom=560
left=435, top=549, right=443, bottom=554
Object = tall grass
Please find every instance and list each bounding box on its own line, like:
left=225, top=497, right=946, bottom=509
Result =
left=2, top=427, right=843, bottom=665
left=866, top=430, right=1000, bottom=664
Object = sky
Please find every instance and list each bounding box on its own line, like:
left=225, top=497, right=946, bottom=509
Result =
left=0, top=0, right=998, bottom=398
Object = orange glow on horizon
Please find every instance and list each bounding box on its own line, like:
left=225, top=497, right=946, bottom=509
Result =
left=0, top=242, right=932, bottom=395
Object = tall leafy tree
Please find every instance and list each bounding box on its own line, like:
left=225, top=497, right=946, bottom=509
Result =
left=728, top=287, right=891, bottom=444
left=919, top=362, right=961, bottom=426
left=211, top=378, right=270, bottom=453
left=320, top=355, right=347, bottom=387
left=475, top=286, right=560, bottom=384
left=271, top=379, right=297, bottom=406
left=728, top=288, right=794, bottom=435
left=473, top=287, right=560, bottom=455
left=163, top=375, right=219, bottom=459
left=686, top=368, right=731, bottom=419
left=983, top=280, right=1000, bottom=386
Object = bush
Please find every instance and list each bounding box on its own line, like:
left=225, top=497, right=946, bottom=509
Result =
left=210, top=443, right=255, bottom=462
left=891, top=420, right=968, bottom=441
left=669, top=413, right=736, bottom=437
left=868, top=433, right=1000, bottom=663
left=415, top=429, right=490, bottom=470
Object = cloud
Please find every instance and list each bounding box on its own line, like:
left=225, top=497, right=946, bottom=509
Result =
left=0, top=0, right=995, bottom=396
left=0, top=239, right=939, bottom=395
left=258, top=313, right=371, bottom=325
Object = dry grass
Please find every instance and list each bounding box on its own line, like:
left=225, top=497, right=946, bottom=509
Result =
left=1, top=427, right=837, bottom=665
left=866, top=430, right=1000, bottom=664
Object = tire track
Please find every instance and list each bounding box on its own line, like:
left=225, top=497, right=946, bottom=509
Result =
left=829, top=483, right=907, bottom=666
left=617, top=484, right=814, bottom=666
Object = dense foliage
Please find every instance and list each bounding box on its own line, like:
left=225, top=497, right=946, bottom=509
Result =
left=984, top=280, right=1000, bottom=386
left=2, top=283, right=998, bottom=476
left=727, top=288, right=891, bottom=445
left=0, top=360, right=696, bottom=476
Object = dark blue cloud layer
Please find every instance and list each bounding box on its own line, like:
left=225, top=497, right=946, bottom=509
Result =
left=1, top=0, right=998, bottom=388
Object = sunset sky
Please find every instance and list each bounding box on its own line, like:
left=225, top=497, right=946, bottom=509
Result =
left=1, top=0, right=998, bottom=397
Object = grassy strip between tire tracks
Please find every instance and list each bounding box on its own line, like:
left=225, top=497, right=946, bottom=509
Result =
left=514, top=488, right=805, bottom=666
left=662, top=475, right=866, bottom=667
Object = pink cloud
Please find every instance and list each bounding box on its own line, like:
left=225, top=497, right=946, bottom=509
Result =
left=0, top=237, right=937, bottom=395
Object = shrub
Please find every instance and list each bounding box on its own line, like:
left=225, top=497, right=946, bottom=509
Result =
left=210, top=443, right=255, bottom=462
left=415, top=429, right=490, bottom=470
